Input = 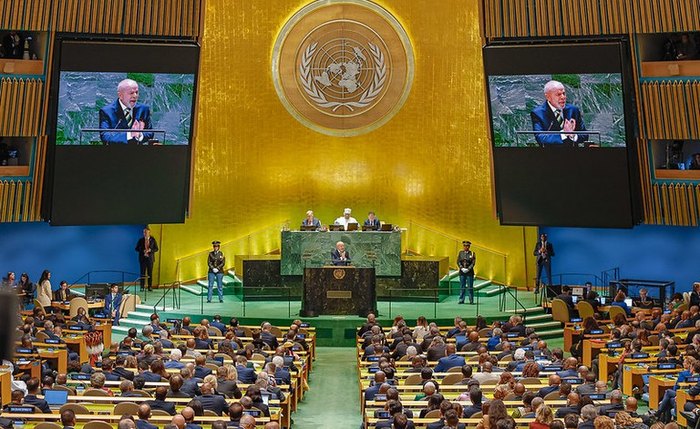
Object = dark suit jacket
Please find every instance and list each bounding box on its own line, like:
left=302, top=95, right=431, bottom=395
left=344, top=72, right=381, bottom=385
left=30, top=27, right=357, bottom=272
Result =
left=275, top=368, right=291, bottom=386
left=463, top=404, right=482, bottom=417
left=135, top=236, right=159, bottom=263
left=556, top=293, right=575, bottom=309
left=331, top=249, right=351, bottom=266
left=53, top=289, right=73, bottom=302
left=598, top=403, right=624, bottom=416
left=113, top=367, right=134, bottom=381
left=530, top=102, right=588, bottom=147
left=555, top=406, right=580, bottom=417
left=136, top=420, right=158, bottom=429
left=180, top=379, right=202, bottom=398
left=533, top=240, right=555, bottom=265
left=24, top=394, right=51, bottom=413
left=217, top=379, right=241, bottom=399
left=363, top=218, right=380, bottom=228
left=260, top=331, right=279, bottom=349
left=537, top=385, right=559, bottom=398
left=376, top=417, right=416, bottom=429
left=140, top=371, right=163, bottom=382
left=104, top=292, right=122, bottom=321
left=146, top=399, right=176, bottom=415
left=99, top=99, right=154, bottom=145
left=434, top=354, right=466, bottom=373
left=102, top=370, right=122, bottom=381
left=194, top=365, right=213, bottom=380
left=236, top=365, right=257, bottom=384
left=195, top=394, right=229, bottom=415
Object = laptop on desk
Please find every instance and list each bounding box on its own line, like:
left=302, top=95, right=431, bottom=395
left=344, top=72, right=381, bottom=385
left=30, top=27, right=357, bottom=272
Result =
left=380, top=223, right=393, bottom=231
left=361, top=224, right=377, bottom=231
left=328, top=224, right=344, bottom=231
left=44, top=389, right=68, bottom=410
left=346, top=222, right=359, bottom=231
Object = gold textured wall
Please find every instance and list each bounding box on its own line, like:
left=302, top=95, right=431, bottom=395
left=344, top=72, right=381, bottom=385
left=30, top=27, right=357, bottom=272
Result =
left=153, top=0, right=538, bottom=286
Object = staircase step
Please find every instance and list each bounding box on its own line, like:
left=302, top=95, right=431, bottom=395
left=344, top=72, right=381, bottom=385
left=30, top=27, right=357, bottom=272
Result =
left=525, top=313, right=553, bottom=322
left=526, top=321, right=562, bottom=330
left=483, top=286, right=507, bottom=297
left=126, top=311, right=155, bottom=320
left=505, top=306, right=545, bottom=314
left=537, top=328, right=565, bottom=338
left=181, top=284, right=207, bottom=296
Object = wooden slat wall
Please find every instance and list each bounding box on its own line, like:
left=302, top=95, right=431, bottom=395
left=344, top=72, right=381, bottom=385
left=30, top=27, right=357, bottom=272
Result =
left=640, top=81, right=700, bottom=141
left=0, top=0, right=204, bottom=223
left=0, top=0, right=52, bottom=30
left=0, top=78, right=43, bottom=136
left=481, top=0, right=700, bottom=38
left=53, top=0, right=202, bottom=36
left=646, top=182, right=700, bottom=226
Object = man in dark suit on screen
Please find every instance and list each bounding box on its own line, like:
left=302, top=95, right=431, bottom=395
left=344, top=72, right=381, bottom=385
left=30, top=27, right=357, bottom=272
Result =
left=99, top=78, right=154, bottom=145
left=530, top=80, right=589, bottom=147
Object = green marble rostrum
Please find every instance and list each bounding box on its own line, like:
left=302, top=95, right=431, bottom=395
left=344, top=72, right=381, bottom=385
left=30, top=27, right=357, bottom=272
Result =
left=280, top=231, right=401, bottom=276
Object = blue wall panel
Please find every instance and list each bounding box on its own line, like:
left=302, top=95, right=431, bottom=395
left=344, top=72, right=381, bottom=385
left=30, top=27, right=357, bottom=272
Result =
left=0, top=222, right=143, bottom=289
left=544, top=225, right=700, bottom=293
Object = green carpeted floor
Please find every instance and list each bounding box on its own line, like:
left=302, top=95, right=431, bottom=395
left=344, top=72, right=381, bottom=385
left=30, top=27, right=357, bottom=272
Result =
left=293, top=347, right=360, bottom=429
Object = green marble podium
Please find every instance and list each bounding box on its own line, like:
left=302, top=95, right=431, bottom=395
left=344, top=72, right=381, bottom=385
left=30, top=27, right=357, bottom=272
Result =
left=281, top=231, right=401, bottom=277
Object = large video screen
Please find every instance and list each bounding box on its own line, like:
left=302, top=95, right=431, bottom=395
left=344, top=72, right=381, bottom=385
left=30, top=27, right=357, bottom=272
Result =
left=484, top=41, right=641, bottom=227
left=44, top=37, right=199, bottom=225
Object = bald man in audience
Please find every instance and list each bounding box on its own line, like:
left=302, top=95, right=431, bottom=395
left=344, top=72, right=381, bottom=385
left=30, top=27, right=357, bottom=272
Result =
left=264, top=423, right=280, bottom=429
left=194, top=382, right=228, bottom=416
left=473, top=361, right=500, bottom=384
left=118, top=419, right=136, bottom=429
left=556, top=393, right=581, bottom=417
left=136, top=404, right=157, bottom=429
left=537, top=374, right=562, bottom=398
left=434, top=344, right=465, bottom=373
left=171, top=415, right=186, bottom=429
left=599, top=389, right=624, bottom=416
left=181, top=407, right=202, bottom=429
left=238, top=415, right=257, bottom=429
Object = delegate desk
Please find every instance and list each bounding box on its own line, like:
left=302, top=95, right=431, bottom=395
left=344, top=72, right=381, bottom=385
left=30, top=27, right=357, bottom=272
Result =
left=281, top=230, right=401, bottom=276
left=301, top=266, right=376, bottom=317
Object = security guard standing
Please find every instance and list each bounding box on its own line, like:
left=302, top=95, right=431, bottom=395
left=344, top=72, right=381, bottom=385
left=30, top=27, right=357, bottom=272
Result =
left=457, top=240, right=476, bottom=304
left=207, top=241, right=226, bottom=303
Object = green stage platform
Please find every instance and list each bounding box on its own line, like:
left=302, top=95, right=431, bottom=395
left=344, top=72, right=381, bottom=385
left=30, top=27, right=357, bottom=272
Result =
left=118, top=279, right=562, bottom=346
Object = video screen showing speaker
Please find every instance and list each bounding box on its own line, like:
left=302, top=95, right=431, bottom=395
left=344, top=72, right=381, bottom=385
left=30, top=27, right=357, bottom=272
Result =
left=44, top=36, right=200, bottom=225
left=484, top=40, right=641, bottom=227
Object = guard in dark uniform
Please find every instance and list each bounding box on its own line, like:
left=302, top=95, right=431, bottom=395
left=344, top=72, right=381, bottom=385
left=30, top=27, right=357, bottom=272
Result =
left=457, top=241, right=476, bottom=304
left=135, top=227, right=158, bottom=291
left=208, top=241, right=226, bottom=303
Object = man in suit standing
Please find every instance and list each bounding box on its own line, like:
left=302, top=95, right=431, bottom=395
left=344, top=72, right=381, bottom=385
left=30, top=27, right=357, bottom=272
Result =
left=99, top=79, right=153, bottom=145
left=331, top=241, right=351, bottom=266
left=104, top=284, right=123, bottom=325
left=363, top=211, right=381, bottom=229
left=207, top=240, right=225, bottom=303
left=534, top=233, right=554, bottom=294
left=135, top=227, right=158, bottom=291
left=530, top=80, right=589, bottom=147
left=457, top=241, right=476, bottom=304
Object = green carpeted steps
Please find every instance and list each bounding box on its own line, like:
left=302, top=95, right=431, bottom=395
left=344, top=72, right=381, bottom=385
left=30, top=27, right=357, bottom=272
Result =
left=180, top=270, right=241, bottom=296
left=439, top=270, right=503, bottom=298
left=502, top=305, right=564, bottom=339
left=112, top=304, right=174, bottom=339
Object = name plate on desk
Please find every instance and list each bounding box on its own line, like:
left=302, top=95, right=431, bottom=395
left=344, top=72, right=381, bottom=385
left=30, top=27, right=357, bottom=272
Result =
left=327, top=290, right=352, bottom=299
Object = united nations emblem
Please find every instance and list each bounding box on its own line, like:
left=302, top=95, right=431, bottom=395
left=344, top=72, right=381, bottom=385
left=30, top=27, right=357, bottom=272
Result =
left=333, top=269, right=346, bottom=280
left=272, top=0, right=414, bottom=136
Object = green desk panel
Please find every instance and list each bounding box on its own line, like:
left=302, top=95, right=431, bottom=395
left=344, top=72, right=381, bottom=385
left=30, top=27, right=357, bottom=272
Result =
left=281, top=230, right=401, bottom=276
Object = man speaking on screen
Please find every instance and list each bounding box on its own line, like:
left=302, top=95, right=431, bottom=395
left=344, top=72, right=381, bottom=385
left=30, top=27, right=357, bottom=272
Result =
left=99, top=78, right=154, bottom=145
left=530, top=80, right=589, bottom=147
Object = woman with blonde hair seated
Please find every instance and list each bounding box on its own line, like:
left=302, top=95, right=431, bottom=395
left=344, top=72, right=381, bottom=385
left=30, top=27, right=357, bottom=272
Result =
left=529, top=405, right=553, bottom=429
left=593, top=415, right=615, bottom=429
